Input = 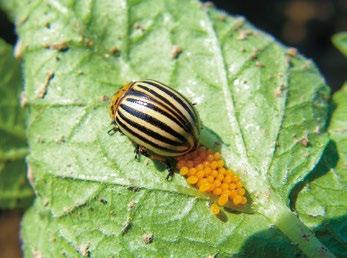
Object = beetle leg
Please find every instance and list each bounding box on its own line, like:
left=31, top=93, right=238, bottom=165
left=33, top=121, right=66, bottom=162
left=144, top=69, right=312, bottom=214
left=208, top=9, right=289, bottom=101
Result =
left=134, top=145, right=141, bottom=160
left=107, top=127, right=118, bottom=136
left=134, top=145, right=150, bottom=160
left=165, top=159, right=175, bottom=180
left=107, top=121, right=119, bottom=136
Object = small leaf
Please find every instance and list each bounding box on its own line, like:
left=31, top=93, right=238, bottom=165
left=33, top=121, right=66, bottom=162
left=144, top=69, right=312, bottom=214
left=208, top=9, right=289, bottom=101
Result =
left=296, top=84, right=347, bottom=257
left=0, top=38, right=32, bottom=209
left=332, top=32, right=347, bottom=57
left=14, top=0, right=337, bottom=257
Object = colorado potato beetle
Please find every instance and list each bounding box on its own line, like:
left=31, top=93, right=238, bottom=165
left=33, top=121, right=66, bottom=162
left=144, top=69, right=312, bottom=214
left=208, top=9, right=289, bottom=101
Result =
left=109, top=80, right=200, bottom=178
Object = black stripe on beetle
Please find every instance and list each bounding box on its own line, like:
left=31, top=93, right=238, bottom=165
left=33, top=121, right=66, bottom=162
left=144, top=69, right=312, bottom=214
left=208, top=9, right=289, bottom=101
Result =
left=117, top=110, right=183, bottom=147
left=118, top=103, right=188, bottom=144
left=134, top=84, right=192, bottom=126
left=143, top=80, right=197, bottom=123
left=115, top=116, right=183, bottom=154
left=126, top=88, right=194, bottom=134
left=109, top=80, right=200, bottom=158
left=125, top=97, right=192, bottom=134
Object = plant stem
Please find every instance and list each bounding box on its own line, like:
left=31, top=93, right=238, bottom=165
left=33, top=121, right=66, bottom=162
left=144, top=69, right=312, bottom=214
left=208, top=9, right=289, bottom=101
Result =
left=275, top=207, right=335, bottom=258
left=0, top=148, right=28, bottom=161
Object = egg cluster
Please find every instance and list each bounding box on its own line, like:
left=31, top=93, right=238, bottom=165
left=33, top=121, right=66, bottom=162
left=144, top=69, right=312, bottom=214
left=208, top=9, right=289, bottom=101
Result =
left=176, top=146, right=247, bottom=215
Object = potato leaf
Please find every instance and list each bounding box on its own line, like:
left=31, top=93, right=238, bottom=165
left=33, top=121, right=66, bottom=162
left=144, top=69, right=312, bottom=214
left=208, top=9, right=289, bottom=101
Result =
left=296, top=84, right=347, bottom=257
left=11, top=0, right=341, bottom=257
left=332, top=32, right=347, bottom=57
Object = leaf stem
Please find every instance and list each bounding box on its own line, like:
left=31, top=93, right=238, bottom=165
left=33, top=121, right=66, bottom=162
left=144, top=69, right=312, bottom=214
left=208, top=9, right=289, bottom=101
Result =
left=275, top=207, right=335, bottom=258
left=0, top=148, right=29, bottom=161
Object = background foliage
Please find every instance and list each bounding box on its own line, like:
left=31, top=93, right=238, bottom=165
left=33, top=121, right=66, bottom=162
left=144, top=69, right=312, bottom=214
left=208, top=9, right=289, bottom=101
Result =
left=0, top=38, right=32, bottom=209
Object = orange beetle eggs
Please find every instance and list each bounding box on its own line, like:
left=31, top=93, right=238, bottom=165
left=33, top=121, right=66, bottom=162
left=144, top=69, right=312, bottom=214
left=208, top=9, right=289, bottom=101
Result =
left=176, top=146, right=247, bottom=215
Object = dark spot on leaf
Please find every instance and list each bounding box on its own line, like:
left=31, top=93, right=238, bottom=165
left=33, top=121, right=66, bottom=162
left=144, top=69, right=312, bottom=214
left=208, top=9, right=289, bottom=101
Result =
left=250, top=49, right=258, bottom=60
left=84, top=39, right=94, bottom=48
left=287, top=47, right=298, bottom=57
left=319, top=246, right=328, bottom=255
left=233, top=18, right=246, bottom=30
left=128, top=186, right=140, bottom=192
left=216, top=210, right=228, bottom=222
left=48, top=42, right=69, bottom=52
left=127, top=201, right=136, bottom=210
left=110, top=46, right=120, bottom=56
left=171, top=46, right=183, bottom=59
left=143, top=233, right=154, bottom=244
left=287, top=56, right=295, bottom=68
left=237, top=29, right=253, bottom=40
left=121, top=222, right=132, bottom=235
left=100, top=95, right=110, bottom=102
left=43, top=198, right=49, bottom=207
left=302, top=233, right=311, bottom=241
left=100, top=198, right=108, bottom=204
left=298, top=136, right=309, bottom=147
left=274, top=85, right=286, bottom=97
left=36, top=72, right=55, bottom=99
left=79, top=244, right=90, bottom=257
left=134, top=23, right=145, bottom=32
left=56, top=136, right=66, bottom=143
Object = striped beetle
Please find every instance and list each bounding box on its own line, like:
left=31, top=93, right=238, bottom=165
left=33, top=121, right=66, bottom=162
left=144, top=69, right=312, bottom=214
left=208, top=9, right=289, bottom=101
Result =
left=109, top=80, right=200, bottom=178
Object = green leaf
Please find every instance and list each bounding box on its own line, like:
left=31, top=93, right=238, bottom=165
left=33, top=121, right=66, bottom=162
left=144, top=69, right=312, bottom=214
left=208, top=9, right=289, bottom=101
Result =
left=14, top=0, right=337, bottom=257
left=0, top=38, right=33, bottom=209
left=332, top=32, right=347, bottom=57
left=0, top=0, right=18, bottom=21
left=296, top=84, right=347, bottom=257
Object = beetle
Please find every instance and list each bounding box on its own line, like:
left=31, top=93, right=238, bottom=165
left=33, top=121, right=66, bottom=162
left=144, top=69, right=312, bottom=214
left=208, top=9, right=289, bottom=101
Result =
left=108, top=79, right=200, bottom=178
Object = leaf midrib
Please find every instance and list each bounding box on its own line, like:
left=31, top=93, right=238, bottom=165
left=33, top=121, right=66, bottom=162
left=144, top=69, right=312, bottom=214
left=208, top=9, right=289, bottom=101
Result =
left=202, top=9, right=290, bottom=191
left=202, top=10, right=252, bottom=171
